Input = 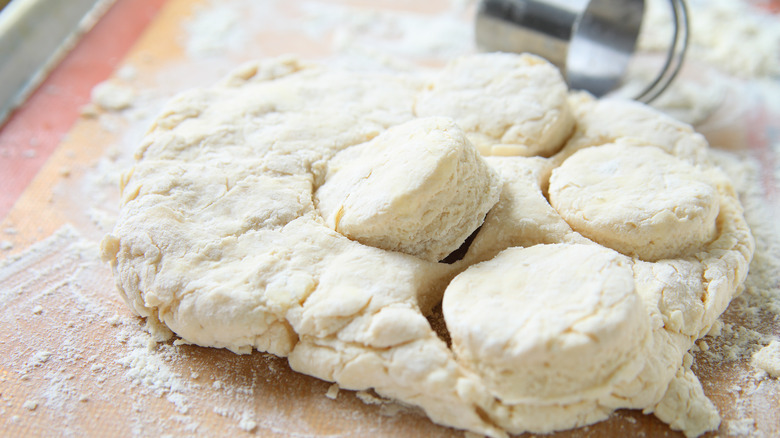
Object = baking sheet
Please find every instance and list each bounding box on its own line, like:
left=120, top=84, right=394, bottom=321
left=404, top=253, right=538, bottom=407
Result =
left=0, top=0, right=115, bottom=125
left=0, top=0, right=779, bottom=437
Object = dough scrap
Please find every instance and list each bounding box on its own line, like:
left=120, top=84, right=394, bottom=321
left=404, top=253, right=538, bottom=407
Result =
left=652, top=367, right=721, bottom=438
left=315, top=117, right=501, bottom=262
left=752, top=340, right=780, bottom=378
left=415, top=53, right=574, bottom=157
left=102, top=54, right=755, bottom=438
left=548, top=142, right=720, bottom=261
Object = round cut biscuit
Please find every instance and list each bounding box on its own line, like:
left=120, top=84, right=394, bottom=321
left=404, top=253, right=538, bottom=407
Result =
left=443, top=243, right=650, bottom=404
left=548, top=143, right=720, bottom=261
left=315, top=117, right=502, bottom=262
left=414, top=53, right=574, bottom=157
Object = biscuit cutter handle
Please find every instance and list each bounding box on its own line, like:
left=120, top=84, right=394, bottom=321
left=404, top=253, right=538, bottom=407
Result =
left=475, top=0, right=689, bottom=103
left=634, top=0, right=689, bottom=103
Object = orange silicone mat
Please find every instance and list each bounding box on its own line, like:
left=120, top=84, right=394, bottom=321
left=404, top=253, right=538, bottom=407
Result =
left=0, top=1, right=778, bottom=437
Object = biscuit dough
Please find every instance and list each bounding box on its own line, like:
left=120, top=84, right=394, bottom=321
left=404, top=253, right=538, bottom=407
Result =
left=415, top=53, right=574, bottom=157
left=549, top=142, right=720, bottom=261
left=315, top=117, right=501, bottom=261
left=102, top=54, right=754, bottom=438
left=556, top=92, right=711, bottom=166
left=444, top=243, right=650, bottom=404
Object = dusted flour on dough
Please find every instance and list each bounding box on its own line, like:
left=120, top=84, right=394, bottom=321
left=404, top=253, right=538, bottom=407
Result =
left=102, top=54, right=754, bottom=438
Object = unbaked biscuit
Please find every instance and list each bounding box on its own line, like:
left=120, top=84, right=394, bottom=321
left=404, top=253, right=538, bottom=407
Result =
left=315, top=117, right=501, bottom=262
left=443, top=243, right=650, bottom=404
left=414, top=53, right=573, bottom=157
left=548, top=142, right=720, bottom=261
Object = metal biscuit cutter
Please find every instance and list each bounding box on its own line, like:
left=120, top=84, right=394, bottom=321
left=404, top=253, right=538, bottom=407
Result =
left=475, top=0, right=689, bottom=103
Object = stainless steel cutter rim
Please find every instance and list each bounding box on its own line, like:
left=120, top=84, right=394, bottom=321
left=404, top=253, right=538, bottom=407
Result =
left=634, top=0, right=690, bottom=103
left=473, top=0, right=690, bottom=104
left=565, top=0, right=645, bottom=99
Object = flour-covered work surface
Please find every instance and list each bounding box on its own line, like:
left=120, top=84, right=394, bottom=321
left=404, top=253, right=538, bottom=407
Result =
left=1, top=0, right=779, bottom=437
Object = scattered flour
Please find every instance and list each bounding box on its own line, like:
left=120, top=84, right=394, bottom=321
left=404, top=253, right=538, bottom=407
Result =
left=727, top=417, right=758, bottom=436
left=237, top=411, right=257, bottom=432
left=182, top=0, right=475, bottom=65
left=28, top=351, right=52, bottom=368
left=302, top=0, right=474, bottom=60
left=106, top=313, right=122, bottom=326
left=183, top=2, right=247, bottom=58
left=639, top=0, right=780, bottom=78
left=617, top=0, right=780, bottom=126
left=752, top=341, right=780, bottom=377
left=116, top=332, right=190, bottom=414
left=91, top=81, right=135, bottom=111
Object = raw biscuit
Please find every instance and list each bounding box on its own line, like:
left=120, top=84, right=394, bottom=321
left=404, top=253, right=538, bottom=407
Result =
left=549, top=142, right=720, bottom=261
left=315, top=117, right=501, bottom=262
left=415, top=53, right=574, bottom=157
left=443, top=243, right=650, bottom=404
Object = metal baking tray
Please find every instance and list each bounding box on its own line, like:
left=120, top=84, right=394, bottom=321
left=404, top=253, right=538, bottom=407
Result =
left=0, top=0, right=114, bottom=126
